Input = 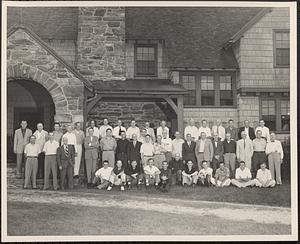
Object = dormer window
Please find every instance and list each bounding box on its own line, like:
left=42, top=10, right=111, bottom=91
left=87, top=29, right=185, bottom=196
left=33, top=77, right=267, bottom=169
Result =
left=134, top=44, right=157, bottom=76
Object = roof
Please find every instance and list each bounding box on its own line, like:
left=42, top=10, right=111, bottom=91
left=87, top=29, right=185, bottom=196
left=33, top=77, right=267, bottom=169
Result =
left=126, top=7, right=264, bottom=69
left=93, top=79, right=187, bottom=95
left=8, top=25, right=94, bottom=92
left=7, top=7, right=78, bottom=40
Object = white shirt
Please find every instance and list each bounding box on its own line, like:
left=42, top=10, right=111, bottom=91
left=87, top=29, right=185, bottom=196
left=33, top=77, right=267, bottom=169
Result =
left=95, top=167, right=113, bottom=181
left=162, top=137, right=172, bottom=152
left=157, top=126, right=169, bottom=138
left=86, top=126, right=100, bottom=138
left=126, top=126, right=140, bottom=139
left=184, top=125, right=199, bottom=140
left=144, top=165, right=160, bottom=176
left=265, top=140, right=284, bottom=160
left=235, top=167, right=252, bottom=179
left=199, top=167, right=213, bottom=177
left=33, top=130, right=48, bottom=151
left=255, top=126, right=270, bottom=142
left=198, top=139, right=206, bottom=153
left=24, top=143, right=40, bottom=157
left=43, top=140, right=59, bottom=155
left=256, top=169, right=272, bottom=183
left=212, top=125, right=226, bottom=141
left=140, top=143, right=155, bottom=156
left=62, top=132, right=78, bottom=153
left=172, top=138, right=185, bottom=157
left=198, top=126, right=211, bottom=137
left=112, top=126, right=127, bottom=139
left=244, top=127, right=250, bottom=139
left=99, top=125, right=113, bottom=139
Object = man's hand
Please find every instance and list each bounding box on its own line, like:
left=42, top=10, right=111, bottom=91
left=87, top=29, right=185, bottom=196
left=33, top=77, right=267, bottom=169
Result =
left=280, top=159, right=283, bottom=164
left=59, top=166, right=62, bottom=170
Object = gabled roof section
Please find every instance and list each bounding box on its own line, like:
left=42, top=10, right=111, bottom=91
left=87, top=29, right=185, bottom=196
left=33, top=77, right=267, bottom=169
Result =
left=126, top=7, right=264, bottom=70
left=223, top=8, right=272, bottom=49
left=8, top=25, right=94, bottom=92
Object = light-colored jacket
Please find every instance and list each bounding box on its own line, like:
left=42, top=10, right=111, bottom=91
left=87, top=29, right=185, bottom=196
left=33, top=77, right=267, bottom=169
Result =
left=195, top=139, right=214, bottom=161
left=236, top=138, right=253, bottom=161
left=14, top=128, right=32, bottom=154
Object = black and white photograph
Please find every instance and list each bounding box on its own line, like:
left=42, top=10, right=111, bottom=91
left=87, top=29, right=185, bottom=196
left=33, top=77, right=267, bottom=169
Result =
left=1, top=1, right=298, bottom=242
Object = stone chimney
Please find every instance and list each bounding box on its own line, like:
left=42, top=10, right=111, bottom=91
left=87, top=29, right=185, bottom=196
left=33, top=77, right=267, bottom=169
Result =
left=77, top=7, right=125, bottom=82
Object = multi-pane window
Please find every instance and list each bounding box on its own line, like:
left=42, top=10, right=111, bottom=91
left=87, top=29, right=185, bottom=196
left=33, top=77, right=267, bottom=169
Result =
left=261, top=100, right=276, bottom=131
left=220, top=75, right=233, bottom=106
left=182, top=75, right=196, bottom=105
left=274, top=30, right=290, bottom=67
left=281, top=100, right=290, bottom=131
left=135, top=46, right=157, bottom=76
left=200, top=76, right=214, bottom=105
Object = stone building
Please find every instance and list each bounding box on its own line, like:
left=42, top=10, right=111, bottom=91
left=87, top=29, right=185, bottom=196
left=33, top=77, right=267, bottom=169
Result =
left=6, top=7, right=290, bottom=156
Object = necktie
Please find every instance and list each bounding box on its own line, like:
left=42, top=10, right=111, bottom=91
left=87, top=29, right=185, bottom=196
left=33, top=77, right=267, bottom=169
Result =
left=65, top=145, right=69, bottom=157
left=244, top=139, right=246, bottom=149
left=119, top=126, right=122, bottom=136
left=217, top=126, right=219, bottom=135
left=133, top=141, right=136, bottom=147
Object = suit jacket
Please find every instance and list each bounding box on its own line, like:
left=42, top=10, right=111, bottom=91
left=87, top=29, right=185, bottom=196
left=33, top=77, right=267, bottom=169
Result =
left=195, top=139, right=214, bottom=161
left=236, top=138, right=254, bottom=161
left=238, top=127, right=256, bottom=140
left=14, top=128, right=32, bottom=154
left=84, top=136, right=99, bottom=160
left=56, top=145, right=75, bottom=168
left=211, top=138, right=224, bottom=159
left=127, top=140, right=142, bottom=162
left=182, top=141, right=197, bottom=164
left=225, top=127, right=238, bottom=141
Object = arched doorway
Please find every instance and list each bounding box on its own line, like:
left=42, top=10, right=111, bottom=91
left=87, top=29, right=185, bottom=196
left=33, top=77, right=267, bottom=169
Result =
left=7, top=79, right=55, bottom=159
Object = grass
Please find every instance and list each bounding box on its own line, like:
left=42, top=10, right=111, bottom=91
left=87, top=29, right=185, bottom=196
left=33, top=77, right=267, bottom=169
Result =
left=7, top=201, right=291, bottom=236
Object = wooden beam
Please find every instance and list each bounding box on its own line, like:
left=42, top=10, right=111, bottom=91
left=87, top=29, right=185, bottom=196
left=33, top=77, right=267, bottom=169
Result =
left=86, top=94, right=103, bottom=114
left=164, top=97, right=178, bottom=115
left=177, top=96, right=184, bottom=136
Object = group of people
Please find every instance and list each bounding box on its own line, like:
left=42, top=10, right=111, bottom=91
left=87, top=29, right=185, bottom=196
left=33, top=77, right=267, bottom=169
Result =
left=13, top=117, right=284, bottom=192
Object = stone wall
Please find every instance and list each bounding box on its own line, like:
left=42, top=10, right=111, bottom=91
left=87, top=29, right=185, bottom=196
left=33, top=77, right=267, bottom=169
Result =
left=77, top=7, right=126, bottom=82
left=87, top=101, right=168, bottom=129
left=236, top=7, right=290, bottom=89
left=7, top=28, right=84, bottom=124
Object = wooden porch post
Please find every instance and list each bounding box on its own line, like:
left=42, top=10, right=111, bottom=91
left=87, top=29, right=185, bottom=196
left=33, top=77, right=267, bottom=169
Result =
left=177, top=95, right=184, bottom=136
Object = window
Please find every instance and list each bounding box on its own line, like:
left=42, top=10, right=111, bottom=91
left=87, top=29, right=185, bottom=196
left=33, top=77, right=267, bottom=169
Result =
left=200, top=76, right=214, bottom=105
left=220, top=75, right=233, bottom=105
left=281, top=100, right=290, bottom=131
left=274, top=30, right=290, bottom=67
left=182, top=75, right=196, bottom=105
left=135, top=45, right=157, bottom=76
left=261, top=100, right=276, bottom=131
left=261, top=98, right=290, bottom=132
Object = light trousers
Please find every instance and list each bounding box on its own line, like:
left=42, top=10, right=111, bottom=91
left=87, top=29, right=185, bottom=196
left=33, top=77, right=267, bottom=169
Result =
left=74, top=145, right=82, bottom=176
left=109, top=173, right=126, bottom=186
left=223, top=153, right=236, bottom=177
left=253, top=178, right=276, bottom=188
left=16, top=153, right=24, bottom=177
left=145, top=174, right=160, bottom=185
left=85, top=158, right=97, bottom=183
left=182, top=175, right=198, bottom=185
left=211, top=178, right=231, bottom=187
left=231, top=179, right=256, bottom=188
left=268, top=152, right=282, bottom=184
left=24, top=157, right=38, bottom=188
left=43, top=155, right=58, bottom=190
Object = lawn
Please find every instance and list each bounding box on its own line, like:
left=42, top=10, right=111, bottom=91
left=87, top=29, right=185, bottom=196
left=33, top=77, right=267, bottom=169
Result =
left=7, top=201, right=291, bottom=236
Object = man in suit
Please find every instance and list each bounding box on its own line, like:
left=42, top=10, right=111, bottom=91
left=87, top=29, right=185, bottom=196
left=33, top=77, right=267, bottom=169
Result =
left=211, top=132, right=224, bottom=173
left=144, top=121, right=156, bottom=143
left=225, top=119, right=238, bottom=141
left=127, top=134, right=142, bottom=167
left=116, top=131, right=129, bottom=168
left=236, top=131, right=254, bottom=170
left=14, top=120, right=32, bottom=179
left=238, top=120, right=256, bottom=140
left=182, top=133, right=197, bottom=166
left=195, top=132, right=213, bottom=170
left=57, top=137, right=75, bottom=190
left=84, top=128, right=99, bottom=188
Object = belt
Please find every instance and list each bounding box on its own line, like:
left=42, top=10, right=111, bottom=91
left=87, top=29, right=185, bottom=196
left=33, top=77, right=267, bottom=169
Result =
left=254, top=151, right=265, bottom=153
left=45, top=154, right=56, bottom=156
left=198, top=152, right=204, bottom=154
left=144, top=155, right=153, bottom=157
left=103, top=150, right=114, bottom=151
left=27, top=156, right=37, bottom=158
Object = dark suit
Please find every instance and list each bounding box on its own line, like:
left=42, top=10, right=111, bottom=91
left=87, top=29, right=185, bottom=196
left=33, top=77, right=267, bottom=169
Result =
left=127, top=140, right=142, bottom=166
left=211, top=138, right=224, bottom=172
left=56, top=144, right=75, bottom=189
left=116, top=139, right=129, bottom=168
left=182, top=141, right=197, bottom=166
left=225, top=127, right=238, bottom=141
left=238, top=127, right=256, bottom=140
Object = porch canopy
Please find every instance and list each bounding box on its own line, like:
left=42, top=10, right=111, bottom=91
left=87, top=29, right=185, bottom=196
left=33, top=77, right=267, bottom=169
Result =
left=86, top=79, right=188, bottom=134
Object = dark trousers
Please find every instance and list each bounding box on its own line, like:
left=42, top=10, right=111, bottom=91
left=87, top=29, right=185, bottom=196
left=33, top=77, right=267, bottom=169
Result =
left=252, top=152, right=267, bottom=177
left=60, top=164, right=74, bottom=190
left=158, top=179, right=171, bottom=192
left=37, top=152, right=45, bottom=179
left=171, top=170, right=182, bottom=185
left=211, top=157, right=222, bottom=174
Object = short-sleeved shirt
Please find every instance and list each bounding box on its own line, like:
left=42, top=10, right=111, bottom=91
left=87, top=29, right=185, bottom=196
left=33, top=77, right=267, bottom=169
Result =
left=95, top=167, right=113, bottom=181
left=235, top=167, right=252, bottom=179
left=24, top=143, right=40, bottom=157
left=199, top=167, right=213, bottom=177
left=140, top=143, right=154, bottom=156
left=53, top=131, right=63, bottom=143
left=43, top=140, right=59, bottom=155
left=100, top=137, right=117, bottom=151
left=144, top=165, right=160, bottom=176
left=215, top=167, right=230, bottom=181
left=253, top=138, right=267, bottom=152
